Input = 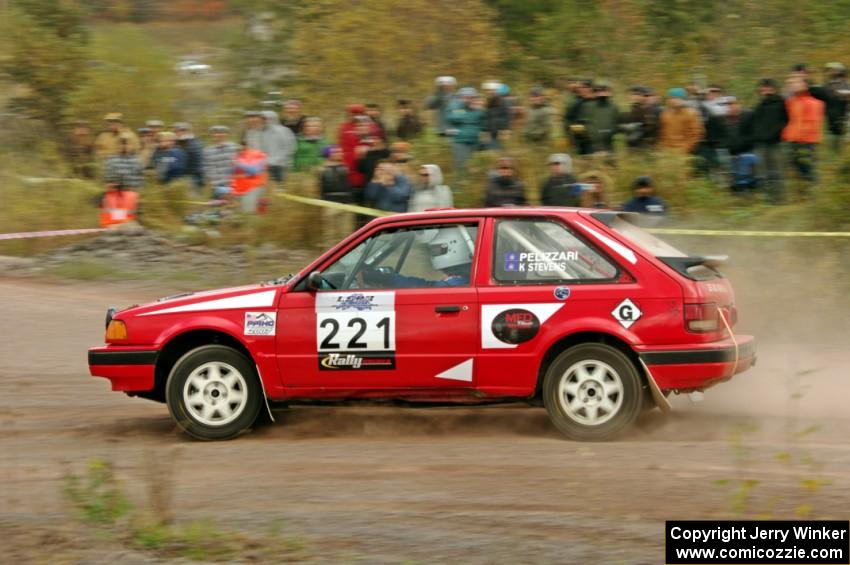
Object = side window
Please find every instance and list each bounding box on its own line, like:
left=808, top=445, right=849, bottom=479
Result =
left=493, top=219, right=618, bottom=283
left=321, top=224, right=478, bottom=290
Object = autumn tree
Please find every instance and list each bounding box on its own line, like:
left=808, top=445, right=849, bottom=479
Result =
left=2, top=0, right=90, bottom=134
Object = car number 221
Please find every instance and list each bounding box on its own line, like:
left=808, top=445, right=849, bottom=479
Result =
left=315, top=292, right=397, bottom=370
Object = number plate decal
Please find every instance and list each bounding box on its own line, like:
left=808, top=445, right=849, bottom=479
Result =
left=315, top=292, right=396, bottom=370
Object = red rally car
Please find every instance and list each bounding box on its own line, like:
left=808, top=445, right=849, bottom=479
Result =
left=88, top=208, right=756, bottom=441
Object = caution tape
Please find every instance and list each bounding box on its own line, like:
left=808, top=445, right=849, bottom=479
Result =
left=274, top=192, right=392, bottom=217
left=0, top=228, right=106, bottom=241
left=647, top=228, right=850, bottom=238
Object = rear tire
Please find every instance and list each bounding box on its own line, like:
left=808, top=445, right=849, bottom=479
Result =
left=165, top=345, right=262, bottom=440
left=542, top=343, right=643, bottom=441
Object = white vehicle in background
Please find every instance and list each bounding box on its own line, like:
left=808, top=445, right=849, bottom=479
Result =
left=176, top=60, right=212, bottom=75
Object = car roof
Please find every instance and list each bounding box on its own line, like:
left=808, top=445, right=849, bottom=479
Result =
left=369, top=207, right=593, bottom=227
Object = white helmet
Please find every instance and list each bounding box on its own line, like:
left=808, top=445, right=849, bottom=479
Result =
left=436, top=76, right=457, bottom=86
left=426, top=226, right=475, bottom=271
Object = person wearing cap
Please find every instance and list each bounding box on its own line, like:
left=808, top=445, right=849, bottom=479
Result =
left=426, top=76, right=457, bottom=136
left=203, top=126, right=239, bottom=198
left=484, top=157, right=527, bottom=208
left=578, top=82, right=620, bottom=154
left=659, top=87, right=704, bottom=154
left=622, top=176, right=666, bottom=218
left=146, top=120, right=165, bottom=137
left=540, top=154, right=579, bottom=207
left=524, top=87, right=554, bottom=144
left=563, top=79, right=595, bottom=155
left=723, top=97, right=759, bottom=193
left=138, top=126, right=158, bottom=170
left=365, top=103, right=387, bottom=140
left=95, top=113, right=140, bottom=162
left=395, top=99, right=422, bottom=141
left=783, top=72, right=824, bottom=188
left=621, top=86, right=661, bottom=150
left=281, top=99, right=306, bottom=135
left=481, top=81, right=511, bottom=149
left=173, top=123, right=205, bottom=192
left=702, top=85, right=729, bottom=117
left=151, top=131, right=187, bottom=184
left=823, top=63, right=849, bottom=152
left=447, top=87, right=486, bottom=172
left=103, top=132, right=144, bottom=191
left=751, top=78, right=788, bottom=203
left=293, top=117, right=328, bottom=172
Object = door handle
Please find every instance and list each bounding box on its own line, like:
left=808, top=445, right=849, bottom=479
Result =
left=435, top=305, right=461, bottom=313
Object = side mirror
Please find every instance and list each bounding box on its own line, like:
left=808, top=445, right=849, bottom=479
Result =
left=306, top=271, right=325, bottom=291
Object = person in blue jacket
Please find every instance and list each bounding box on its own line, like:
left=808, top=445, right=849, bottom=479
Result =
left=151, top=131, right=187, bottom=184
left=622, top=175, right=666, bottom=215
left=365, top=161, right=412, bottom=213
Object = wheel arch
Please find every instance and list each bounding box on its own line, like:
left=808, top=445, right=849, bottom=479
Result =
left=141, top=329, right=256, bottom=403
left=534, top=331, right=644, bottom=400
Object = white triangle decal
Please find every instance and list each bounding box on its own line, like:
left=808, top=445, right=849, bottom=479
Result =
left=435, top=359, right=473, bottom=382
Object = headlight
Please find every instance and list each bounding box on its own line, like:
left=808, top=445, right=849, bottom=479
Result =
left=105, top=320, right=128, bottom=341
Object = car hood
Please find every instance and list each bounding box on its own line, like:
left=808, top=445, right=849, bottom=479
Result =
left=119, top=284, right=282, bottom=318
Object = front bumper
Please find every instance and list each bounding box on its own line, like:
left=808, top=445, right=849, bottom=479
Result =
left=88, top=346, right=158, bottom=391
left=637, top=334, right=756, bottom=391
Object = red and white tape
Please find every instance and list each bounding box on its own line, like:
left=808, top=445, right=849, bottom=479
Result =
left=0, top=228, right=106, bottom=241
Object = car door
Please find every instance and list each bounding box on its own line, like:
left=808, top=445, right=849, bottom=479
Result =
left=276, top=219, right=481, bottom=391
left=475, top=215, right=631, bottom=395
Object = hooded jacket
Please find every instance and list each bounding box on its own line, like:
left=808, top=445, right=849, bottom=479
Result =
left=409, top=165, right=453, bottom=212
left=247, top=111, right=296, bottom=168
left=447, top=102, right=486, bottom=145
left=659, top=105, right=705, bottom=153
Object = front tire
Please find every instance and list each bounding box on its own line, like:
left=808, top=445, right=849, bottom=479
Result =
left=166, top=345, right=262, bottom=440
left=542, top=343, right=643, bottom=441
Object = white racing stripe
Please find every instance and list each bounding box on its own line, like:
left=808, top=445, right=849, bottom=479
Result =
left=140, top=290, right=278, bottom=316
left=574, top=220, right=637, bottom=264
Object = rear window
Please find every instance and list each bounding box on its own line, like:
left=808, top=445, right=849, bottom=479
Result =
left=608, top=215, right=721, bottom=281
left=609, top=216, right=686, bottom=257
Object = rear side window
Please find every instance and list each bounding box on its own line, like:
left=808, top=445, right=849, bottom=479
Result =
left=493, top=219, right=618, bottom=283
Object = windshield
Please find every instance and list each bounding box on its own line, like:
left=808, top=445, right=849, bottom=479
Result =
left=609, top=216, right=686, bottom=258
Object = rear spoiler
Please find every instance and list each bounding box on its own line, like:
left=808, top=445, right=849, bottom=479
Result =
left=657, top=255, right=728, bottom=280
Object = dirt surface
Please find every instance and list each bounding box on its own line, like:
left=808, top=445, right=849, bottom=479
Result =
left=2, top=275, right=850, bottom=564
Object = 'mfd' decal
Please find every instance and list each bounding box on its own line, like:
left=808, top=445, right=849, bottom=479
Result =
left=315, top=292, right=396, bottom=370
left=481, top=303, right=563, bottom=349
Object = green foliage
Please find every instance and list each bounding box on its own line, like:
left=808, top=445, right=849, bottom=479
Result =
left=68, top=24, right=181, bottom=123
left=63, top=458, right=131, bottom=525
left=1, top=0, right=90, bottom=132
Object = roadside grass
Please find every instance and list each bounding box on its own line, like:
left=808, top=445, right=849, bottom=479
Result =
left=62, top=454, right=309, bottom=562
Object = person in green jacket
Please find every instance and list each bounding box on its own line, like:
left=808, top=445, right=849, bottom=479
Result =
left=578, top=83, right=620, bottom=154
left=293, top=117, right=328, bottom=172
left=447, top=87, right=486, bottom=173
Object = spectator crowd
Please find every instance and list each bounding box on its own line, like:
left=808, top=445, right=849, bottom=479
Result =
left=69, top=62, right=850, bottom=229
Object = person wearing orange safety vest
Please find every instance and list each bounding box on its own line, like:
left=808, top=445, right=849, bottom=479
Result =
left=231, top=142, right=269, bottom=214
left=99, top=184, right=139, bottom=228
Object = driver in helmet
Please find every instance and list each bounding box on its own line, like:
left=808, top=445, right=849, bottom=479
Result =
left=361, top=227, right=474, bottom=288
